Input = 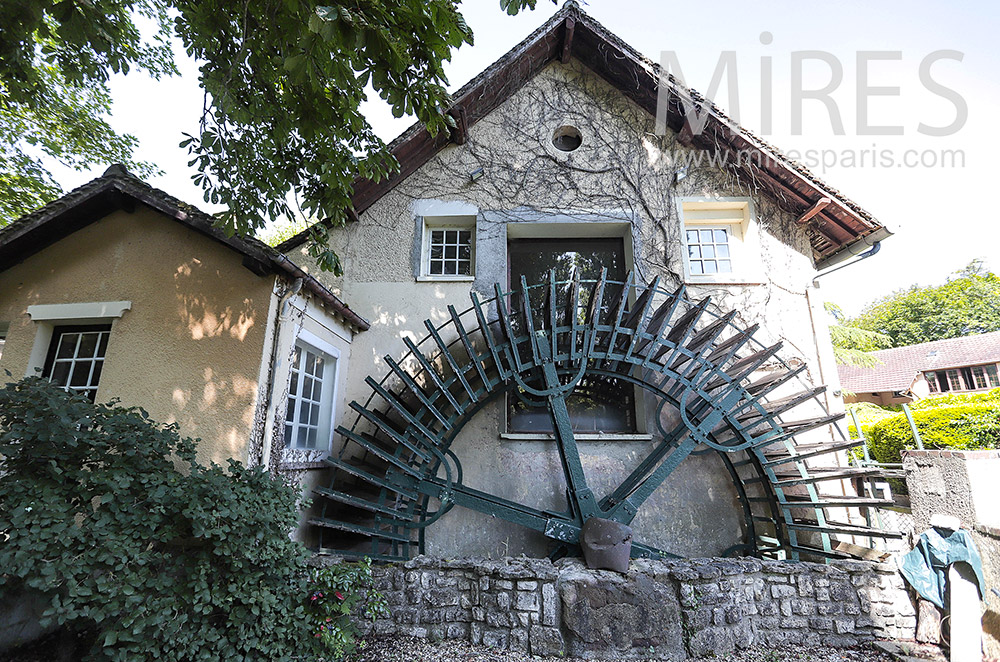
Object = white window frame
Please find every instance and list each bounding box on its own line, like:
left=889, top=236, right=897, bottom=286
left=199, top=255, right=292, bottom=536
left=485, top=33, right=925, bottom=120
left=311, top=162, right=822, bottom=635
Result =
left=418, top=216, right=477, bottom=282
left=283, top=327, right=340, bottom=452
left=678, top=198, right=762, bottom=284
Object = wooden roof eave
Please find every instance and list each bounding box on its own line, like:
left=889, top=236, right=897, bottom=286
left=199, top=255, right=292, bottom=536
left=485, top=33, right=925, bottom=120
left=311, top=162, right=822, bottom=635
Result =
left=0, top=172, right=372, bottom=332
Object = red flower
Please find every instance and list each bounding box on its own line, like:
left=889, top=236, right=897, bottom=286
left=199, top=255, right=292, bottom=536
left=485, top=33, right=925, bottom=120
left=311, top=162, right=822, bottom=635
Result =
left=335, top=591, right=345, bottom=601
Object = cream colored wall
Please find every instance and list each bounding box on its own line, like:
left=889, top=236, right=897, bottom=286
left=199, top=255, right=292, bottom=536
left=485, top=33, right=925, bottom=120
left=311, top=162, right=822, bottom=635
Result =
left=285, top=59, right=846, bottom=556
left=0, top=208, right=274, bottom=465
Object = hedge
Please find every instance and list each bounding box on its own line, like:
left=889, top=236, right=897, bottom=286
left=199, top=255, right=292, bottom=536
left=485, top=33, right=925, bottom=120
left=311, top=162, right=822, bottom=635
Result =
left=867, top=401, right=1000, bottom=465
left=908, top=386, right=1000, bottom=410
left=846, top=401, right=899, bottom=439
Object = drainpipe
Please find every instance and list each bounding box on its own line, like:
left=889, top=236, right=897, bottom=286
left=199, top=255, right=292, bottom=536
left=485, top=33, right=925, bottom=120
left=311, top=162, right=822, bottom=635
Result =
left=259, top=278, right=303, bottom=471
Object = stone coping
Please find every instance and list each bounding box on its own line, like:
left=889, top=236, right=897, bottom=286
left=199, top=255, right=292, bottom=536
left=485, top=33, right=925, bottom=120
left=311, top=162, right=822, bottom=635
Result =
left=902, top=449, right=1000, bottom=459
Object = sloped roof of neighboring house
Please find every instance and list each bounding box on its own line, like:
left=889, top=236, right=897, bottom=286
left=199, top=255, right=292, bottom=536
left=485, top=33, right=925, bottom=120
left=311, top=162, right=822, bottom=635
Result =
left=0, top=164, right=370, bottom=331
left=278, top=0, right=890, bottom=268
left=838, top=331, right=1000, bottom=393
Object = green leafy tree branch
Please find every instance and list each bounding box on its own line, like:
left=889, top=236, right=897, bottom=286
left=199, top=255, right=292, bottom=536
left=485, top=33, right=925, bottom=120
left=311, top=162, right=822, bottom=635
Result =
left=1, top=0, right=547, bottom=274
left=848, top=260, right=1000, bottom=348
left=825, top=302, right=892, bottom=367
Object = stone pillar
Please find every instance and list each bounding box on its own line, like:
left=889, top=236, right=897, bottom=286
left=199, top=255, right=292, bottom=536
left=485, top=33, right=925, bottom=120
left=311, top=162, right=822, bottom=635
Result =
left=903, top=450, right=1000, bottom=659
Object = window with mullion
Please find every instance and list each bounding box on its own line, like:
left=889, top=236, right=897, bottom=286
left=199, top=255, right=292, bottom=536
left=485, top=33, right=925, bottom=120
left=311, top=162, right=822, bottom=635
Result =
left=428, top=228, right=473, bottom=276
left=686, top=228, right=733, bottom=276
left=284, top=341, right=336, bottom=450
left=971, top=366, right=989, bottom=390
left=43, top=324, right=111, bottom=402
left=946, top=369, right=963, bottom=391
left=986, top=365, right=1000, bottom=389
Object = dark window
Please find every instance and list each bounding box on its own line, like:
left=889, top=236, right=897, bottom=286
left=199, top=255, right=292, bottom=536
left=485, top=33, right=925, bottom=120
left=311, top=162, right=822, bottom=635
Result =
left=43, top=325, right=111, bottom=402
left=925, top=371, right=939, bottom=393
left=427, top=228, right=473, bottom=276
left=507, top=237, right=636, bottom=434
left=987, top=365, right=1000, bottom=388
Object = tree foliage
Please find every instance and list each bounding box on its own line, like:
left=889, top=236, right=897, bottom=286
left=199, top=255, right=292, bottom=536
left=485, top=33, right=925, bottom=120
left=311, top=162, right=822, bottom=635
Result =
left=1, top=0, right=545, bottom=273
left=0, top=377, right=382, bottom=660
left=0, top=0, right=172, bottom=222
left=848, top=260, right=1000, bottom=348
left=825, top=302, right=891, bottom=367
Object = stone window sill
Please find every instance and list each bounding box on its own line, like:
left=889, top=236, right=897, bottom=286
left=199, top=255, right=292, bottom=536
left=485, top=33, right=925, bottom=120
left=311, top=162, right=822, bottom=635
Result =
left=279, top=447, right=328, bottom=470
left=416, top=275, right=475, bottom=282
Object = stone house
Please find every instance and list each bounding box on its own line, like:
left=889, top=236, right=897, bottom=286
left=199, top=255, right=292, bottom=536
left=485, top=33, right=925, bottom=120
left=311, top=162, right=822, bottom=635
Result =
left=839, top=331, right=1000, bottom=405
left=0, top=3, right=895, bottom=564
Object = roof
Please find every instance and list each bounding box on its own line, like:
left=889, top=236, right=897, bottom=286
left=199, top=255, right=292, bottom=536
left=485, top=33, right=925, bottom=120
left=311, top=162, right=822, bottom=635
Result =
left=838, top=331, right=1000, bottom=393
left=278, top=0, right=889, bottom=267
left=0, top=165, right=370, bottom=331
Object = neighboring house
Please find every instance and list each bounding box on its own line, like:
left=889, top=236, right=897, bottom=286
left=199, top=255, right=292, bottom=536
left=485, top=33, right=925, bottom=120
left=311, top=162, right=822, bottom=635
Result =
left=839, top=331, right=1000, bottom=405
left=0, top=165, right=369, bottom=475
left=1, top=3, right=895, bottom=562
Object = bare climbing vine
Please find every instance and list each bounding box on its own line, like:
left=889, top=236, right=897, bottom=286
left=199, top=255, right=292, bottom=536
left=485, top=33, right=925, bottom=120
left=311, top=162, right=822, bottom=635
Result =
left=360, top=60, right=820, bottom=373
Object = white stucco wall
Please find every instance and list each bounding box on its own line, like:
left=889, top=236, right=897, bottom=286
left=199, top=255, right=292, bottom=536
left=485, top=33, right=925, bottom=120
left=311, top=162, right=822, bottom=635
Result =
left=286, top=59, right=846, bottom=557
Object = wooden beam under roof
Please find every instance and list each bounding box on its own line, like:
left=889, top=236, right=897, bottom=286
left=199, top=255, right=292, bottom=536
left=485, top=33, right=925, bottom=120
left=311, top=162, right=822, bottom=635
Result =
left=796, top=197, right=832, bottom=225
left=561, top=16, right=576, bottom=63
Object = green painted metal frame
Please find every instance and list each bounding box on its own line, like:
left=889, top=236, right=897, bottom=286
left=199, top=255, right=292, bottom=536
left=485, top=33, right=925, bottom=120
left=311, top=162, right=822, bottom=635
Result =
left=313, top=271, right=898, bottom=562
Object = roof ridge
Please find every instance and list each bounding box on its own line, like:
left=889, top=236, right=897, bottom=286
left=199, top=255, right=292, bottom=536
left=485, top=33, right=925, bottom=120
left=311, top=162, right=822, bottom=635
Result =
left=869, top=330, right=1000, bottom=356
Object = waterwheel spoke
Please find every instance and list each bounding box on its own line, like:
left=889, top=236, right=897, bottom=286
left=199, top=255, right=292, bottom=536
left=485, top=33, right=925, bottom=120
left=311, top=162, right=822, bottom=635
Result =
left=312, top=271, right=896, bottom=562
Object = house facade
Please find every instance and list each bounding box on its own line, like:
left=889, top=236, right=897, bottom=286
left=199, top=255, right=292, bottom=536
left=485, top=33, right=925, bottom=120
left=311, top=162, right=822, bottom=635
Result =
left=1, top=4, right=894, bottom=562
left=0, top=167, right=368, bottom=474
left=839, top=331, right=1000, bottom=405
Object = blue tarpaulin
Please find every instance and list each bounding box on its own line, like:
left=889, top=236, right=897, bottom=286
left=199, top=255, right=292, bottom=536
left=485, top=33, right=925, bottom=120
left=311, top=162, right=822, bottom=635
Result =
left=898, top=527, right=985, bottom=609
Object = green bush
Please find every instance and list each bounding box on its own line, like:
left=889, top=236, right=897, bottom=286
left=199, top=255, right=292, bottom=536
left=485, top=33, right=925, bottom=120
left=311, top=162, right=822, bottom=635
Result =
left=867, top=401, right=1000, bottom=465
left=306, top=559, right=388, bottom=658
left=0, top=377, right=381, bottom=661
left=908, top=387, right=1000, bottom=410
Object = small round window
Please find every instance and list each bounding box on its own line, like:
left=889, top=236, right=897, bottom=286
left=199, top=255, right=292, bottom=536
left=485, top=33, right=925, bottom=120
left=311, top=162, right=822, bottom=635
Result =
left=552, top=125, right=582, bottom=152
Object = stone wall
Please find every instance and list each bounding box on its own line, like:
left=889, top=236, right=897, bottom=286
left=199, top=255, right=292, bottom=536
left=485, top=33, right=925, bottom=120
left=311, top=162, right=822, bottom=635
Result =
left=360, top=556, right=915, bottom=658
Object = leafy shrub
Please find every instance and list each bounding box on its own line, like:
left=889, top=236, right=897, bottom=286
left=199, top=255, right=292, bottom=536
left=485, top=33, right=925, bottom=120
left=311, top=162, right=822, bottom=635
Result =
left=867, top=401, right=1000, bottom=465
left=950, top=408, right=1000, bottom=447
left=306, top=559, right=388, bottom=658
left=0, top=377, right=382, bottom=661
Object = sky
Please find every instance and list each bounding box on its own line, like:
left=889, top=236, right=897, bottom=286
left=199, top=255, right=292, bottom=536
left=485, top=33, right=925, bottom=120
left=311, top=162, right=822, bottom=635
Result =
left=48, top=0, right=1000, bottom=316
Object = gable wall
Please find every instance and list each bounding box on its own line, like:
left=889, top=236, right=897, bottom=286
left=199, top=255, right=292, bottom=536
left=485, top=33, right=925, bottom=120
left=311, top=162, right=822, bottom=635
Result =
left=0, top=207, right=275, bottom=466
left=287, top=60, right=844, bottom=557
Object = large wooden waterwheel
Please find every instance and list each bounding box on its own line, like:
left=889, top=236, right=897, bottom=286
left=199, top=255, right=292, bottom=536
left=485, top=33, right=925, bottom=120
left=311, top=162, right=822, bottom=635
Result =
left=311, top=271, right=899, bottom=562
